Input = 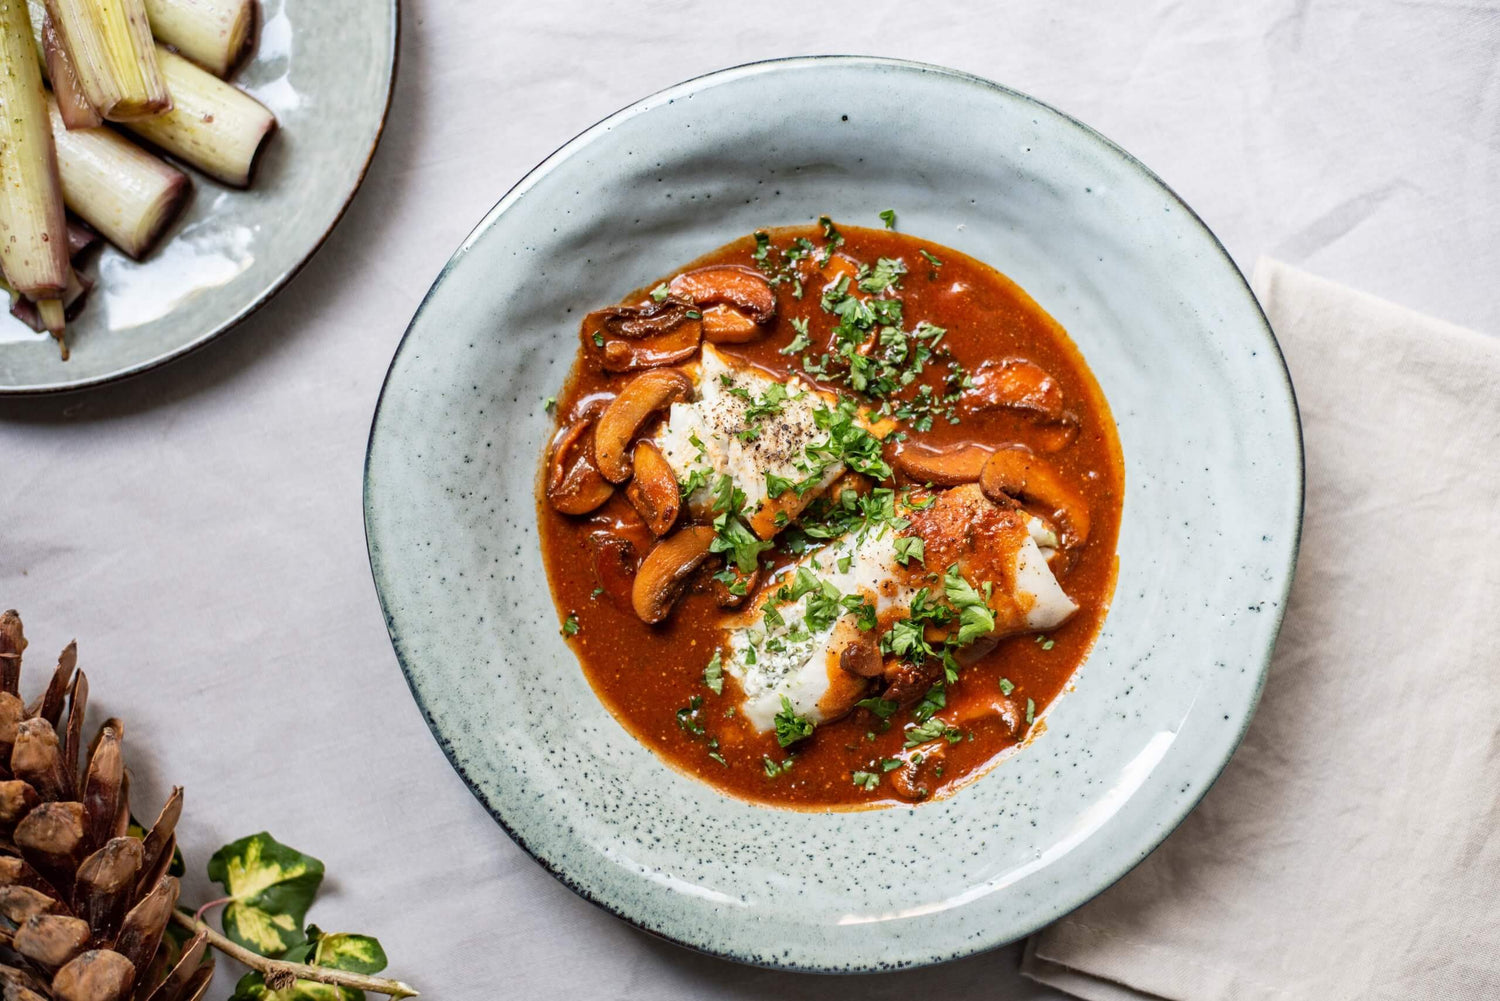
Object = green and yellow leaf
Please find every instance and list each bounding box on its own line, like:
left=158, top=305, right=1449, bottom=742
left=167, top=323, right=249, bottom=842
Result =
left=208, top=832, right=325, bottom=956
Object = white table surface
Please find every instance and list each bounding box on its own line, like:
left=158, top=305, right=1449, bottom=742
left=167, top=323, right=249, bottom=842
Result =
left=1, top=2, right=1495, bottom=998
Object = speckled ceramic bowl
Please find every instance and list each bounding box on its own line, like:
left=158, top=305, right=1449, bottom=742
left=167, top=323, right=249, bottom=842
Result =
left=0, top=0, right=398, bottom=394
left=364, top=57, right=1303, bottom=971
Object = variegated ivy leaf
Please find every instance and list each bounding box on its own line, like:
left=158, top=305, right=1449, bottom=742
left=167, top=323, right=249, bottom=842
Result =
left=208, top=833, right=325, bottom=956
left=230, top=971, right=359, bottom=1001
left=309, top=927, right=388, bottom=975
left=228, top=927, right=389, bottom=1001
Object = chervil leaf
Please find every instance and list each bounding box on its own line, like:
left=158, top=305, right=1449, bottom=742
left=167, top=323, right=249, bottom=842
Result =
left=208, top=833, right=325, bottom=956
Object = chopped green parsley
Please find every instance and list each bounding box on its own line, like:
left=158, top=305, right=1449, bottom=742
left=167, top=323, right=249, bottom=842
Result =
left=774, top=695, right=816, bottom=748
left=703, top=650, right=724, bottom=695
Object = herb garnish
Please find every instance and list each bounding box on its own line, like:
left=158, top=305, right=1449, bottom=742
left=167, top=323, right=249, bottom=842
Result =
left=703, top=650, right=724, bottom=695
left=774, top=695, right=816, bottom=747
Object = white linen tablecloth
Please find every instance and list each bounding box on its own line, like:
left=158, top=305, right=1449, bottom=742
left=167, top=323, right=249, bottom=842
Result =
left=1021, top=258, right=1500, bottom=1001
left=0, top=3, right=1494, bottom=998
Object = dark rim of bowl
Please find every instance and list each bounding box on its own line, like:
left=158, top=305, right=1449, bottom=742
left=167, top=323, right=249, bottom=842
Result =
left=363, top=54, right=1306, bottom=974
left=0, top=0, right=403, bottom=396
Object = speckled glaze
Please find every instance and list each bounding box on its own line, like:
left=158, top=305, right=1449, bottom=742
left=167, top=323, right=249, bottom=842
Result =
left=364, top=57, right=1303, bottom=972
left=0, top=0, right=399, bottom=394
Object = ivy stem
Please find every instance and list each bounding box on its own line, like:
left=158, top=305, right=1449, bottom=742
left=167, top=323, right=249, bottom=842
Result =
left=192, top=896, right=233, bottom=923
left=171, top=910, right=420, bottom=999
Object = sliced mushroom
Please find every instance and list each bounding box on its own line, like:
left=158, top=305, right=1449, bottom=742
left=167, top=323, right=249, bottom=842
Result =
left=979, top=448, right=1091, bottom=547
left=893, top=442, right=994, bottom=485
left=624, top=441, right=681, bottom=537
left=668, top=265, right=776, bottom=324
left=699, top=304, right=762, bottom=344
left=585, top=296, right=696, bottom=340
left=546, top=419, right=614, bottom=515
left=583, top=298, right=704, bottom=372
left=710, top=564, right=759, bottom=608
left=889, top=743, right=946, bottom=801
left=601, top=323, right=702, bottom=372
left=953, top=695, right=1024, bottom=736
left=881, top=658, right=942, bottom=708
left=835, top=620, right=884, bottom=679
left=632, top=526, right=716, bottom=624
left=963, top=358, right=1065, bottom=421
left=593, top=369, right=693, bottom=482
left=587, top=532, right=640, bottom=609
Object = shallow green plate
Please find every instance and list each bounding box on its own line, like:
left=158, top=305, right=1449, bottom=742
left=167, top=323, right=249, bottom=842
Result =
left=366, top=57, right=1303, bottom=971
left=0, top=0, right=398, bottom=394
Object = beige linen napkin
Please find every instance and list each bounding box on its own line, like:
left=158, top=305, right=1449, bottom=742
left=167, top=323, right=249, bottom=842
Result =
left=1021, top=258, right=1500, bottom=1001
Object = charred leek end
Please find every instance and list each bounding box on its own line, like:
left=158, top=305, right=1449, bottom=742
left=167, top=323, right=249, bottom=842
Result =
left=66, top=219, right=101, bottom=260
left=45, top=0, right=173, bottom=121
left=125, top=46, right=275, bottom=188
left=0, top=0, right=71, bottom=304
left=43, top=13, right=104, bottom=128
left=48, top=96, right=191, bottom=259
left=143, top=0, right=255, bottom=78
left=2, top=272, right=91, bottom=350
left=35, top=298, right=68, bottom=357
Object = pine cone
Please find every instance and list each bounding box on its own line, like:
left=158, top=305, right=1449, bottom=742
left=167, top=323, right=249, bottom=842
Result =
left=0, top=611, right=213, bottom=1001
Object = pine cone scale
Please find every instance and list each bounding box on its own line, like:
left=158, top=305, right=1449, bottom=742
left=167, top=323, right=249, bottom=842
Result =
left=0, top=614, right=212, bottom=1001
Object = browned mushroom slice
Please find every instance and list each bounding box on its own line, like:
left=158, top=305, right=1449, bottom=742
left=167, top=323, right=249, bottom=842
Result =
left=589, top=297, right=697, bottom=339
left=600, top=324, right=702, bottom=372
left=586, top=532, right=640, bottom=609
left=889, top=743, right=946, bottom=801
left=953, top=695, right=1024, bottom=737
left=546, top=419, right=614, bottom=516
left=51, top=949, right=136, bottom=1001
left=710, top=564, right=759, bottom=608
left=584, top=298, right=704, bottom=373
left=624, top=441, right=681, bottom=537
left=835, top=622, right=883, bottom=679
left=892, top=442, right=994, bottom=485
left=979, top=448, right=1091, bottom=547
left=699, top=304, right=762, bottom=344
left=963, top=358, right=1065, bottom=422
left=668, top=265, right=776, bottom=324
left=880, top=658, right=943, bottom=708
left=632, top=526, right=716, bottom=624
left=593, top=368, right=693, bottom=483
left=14, top=914, right=90, bottom=970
